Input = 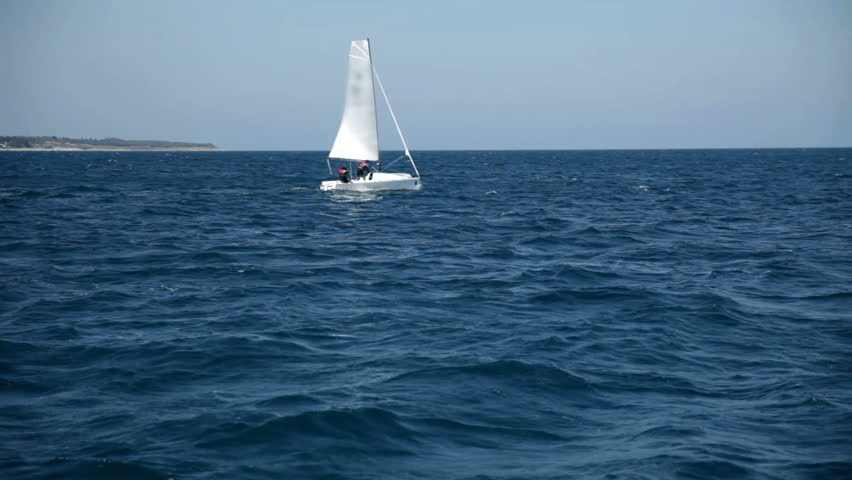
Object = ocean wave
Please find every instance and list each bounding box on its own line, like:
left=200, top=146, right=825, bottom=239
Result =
left=39, top=458, right=170, bottom=480
left=410, top=416, right=567, bottom=443
left=197, top=407, right=416, bottom=454
left=384, top=360, right=593, bottom=396
left=2, top=149, right=850, bottom=479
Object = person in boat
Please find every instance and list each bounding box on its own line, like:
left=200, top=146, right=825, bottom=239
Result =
left=338, top=165, right=350, bottom=183
left=357, top=161, right=370, bottom=180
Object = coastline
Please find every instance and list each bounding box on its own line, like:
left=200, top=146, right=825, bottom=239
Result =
left=0, top=147, right=220, bottom=152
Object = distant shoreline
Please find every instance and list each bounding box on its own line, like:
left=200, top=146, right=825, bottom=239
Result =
left=0, top=136, right=219, bottom=151
left=0, top=147, right=220, bottom=152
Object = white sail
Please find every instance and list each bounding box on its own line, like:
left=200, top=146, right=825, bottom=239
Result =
left=328, top=40, right=379, bottom=161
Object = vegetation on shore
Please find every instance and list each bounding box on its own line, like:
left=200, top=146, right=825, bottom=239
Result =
left=0, top=136, right=218, bottom=150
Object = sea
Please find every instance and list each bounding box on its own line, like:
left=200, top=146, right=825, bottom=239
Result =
left=1, top=149, right=850, bottom=480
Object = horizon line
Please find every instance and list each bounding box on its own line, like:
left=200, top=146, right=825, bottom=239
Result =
left=3, top=146, right=851, bottom=153
left=218, top=146, right=852, bottom=152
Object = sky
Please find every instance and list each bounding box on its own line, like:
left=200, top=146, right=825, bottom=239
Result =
left=2, top=0, right=850, bottom=150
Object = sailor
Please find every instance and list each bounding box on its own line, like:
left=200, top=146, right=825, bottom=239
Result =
left=338, top=165, right=350, bottom=183
left=357, top=161, right=370, bottom=180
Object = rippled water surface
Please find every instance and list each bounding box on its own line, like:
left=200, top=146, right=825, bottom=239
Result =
left=2, top=149, right=851, bottom=479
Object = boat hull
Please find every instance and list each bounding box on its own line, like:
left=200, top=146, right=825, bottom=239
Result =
left=320, top=172, right=421, bottom=192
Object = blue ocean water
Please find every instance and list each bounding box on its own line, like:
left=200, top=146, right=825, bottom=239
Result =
left=1, top=149, right=851, bottom=479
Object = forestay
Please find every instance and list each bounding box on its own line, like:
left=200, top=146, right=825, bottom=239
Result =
left=328, top=40, right=379, bottom=161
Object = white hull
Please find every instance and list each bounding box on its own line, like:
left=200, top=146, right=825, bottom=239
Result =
left=320, top=172, right=421, bottom=192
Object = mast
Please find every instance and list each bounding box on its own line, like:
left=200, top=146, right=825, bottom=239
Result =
left=367, top=38, right=381, bottom=171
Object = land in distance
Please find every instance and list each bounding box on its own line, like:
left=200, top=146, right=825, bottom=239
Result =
left=0, top=136, right=219, bottom=151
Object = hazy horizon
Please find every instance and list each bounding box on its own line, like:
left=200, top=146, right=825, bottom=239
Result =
left=3, top=0, right=850, bottom=151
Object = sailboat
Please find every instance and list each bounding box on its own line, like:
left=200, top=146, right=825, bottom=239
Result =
left=320, top=39, right=421, bottom=192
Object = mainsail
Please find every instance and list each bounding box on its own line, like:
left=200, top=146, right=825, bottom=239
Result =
left=328, top=40, right=379, bottom=161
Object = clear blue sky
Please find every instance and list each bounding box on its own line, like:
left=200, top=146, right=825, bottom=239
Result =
left=2, top=0, right=850, bottom=150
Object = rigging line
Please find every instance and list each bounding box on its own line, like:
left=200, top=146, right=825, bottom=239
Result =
left=382, top=154, right=408, bottom=170
left=372, top=63, right=420, bottom=178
